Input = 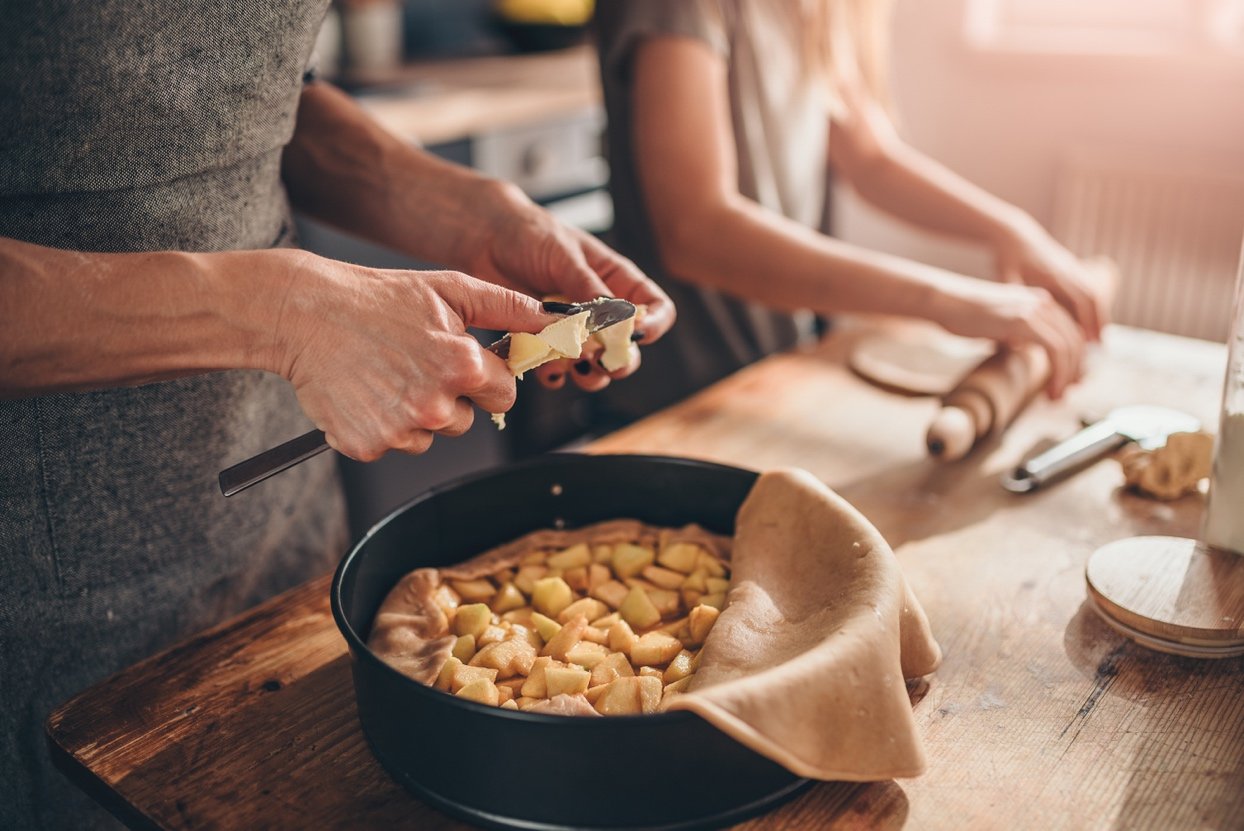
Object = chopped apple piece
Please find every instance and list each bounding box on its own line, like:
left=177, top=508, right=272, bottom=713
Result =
left=519, top=550, right=548, bottom=566
left=501, top=607, right=535, bottom=627
left=594, top=313, right=636, bottom=372
left=493, top=567, right=515, bottom=584
left=681, top=569, right=708, bottom=592
left=698, top=551, right=727, bottom=578
left=642, top=565, right=686, bottom=590
left=547, top=543, right=591, bottom=570
left=619, top=585, right=661, bottom=629
left=540, top=615, right=588, bottom=661
left=645, top=588, right=681, bottom=618
left=587, top=563, right=612, bottom=591
left=562, top=566, right=589, bottom=592
left=529, top=612, right=562, bottom=642
left=687, top=604, right=720, bottom=646
left=436, top=657, right=463, bottom=691
left=507, top=623, right=541, bottom=649
left=453, top=603, right=492, bottom=640
left=433, top=584, right=460, bottom=616
left=451, top=634, right=476, bottom=663
left=631, top=632, right=683, bottom=666
left=520, top=657, right=556, bottom=698
left=705, top=577, right=731, bottom=595
left=589, top=651, right=636, bottom=687
left=470, top=637, right=537, bottom=679
left=497, top=683, right=515, bottom=704
left=544, top=666, right=591, bottom=697
left=590, top=580, right=630, bottom=610
left=497, top=677, right=527, bottom=694
left=500, top=699, right=519, bottom=710
left=505, top=331, right=556, bottom=376
left=591, top=544, right=613, bottom=563
left=450, top=578, right=496, bottom=603
left=532, top=576, right=574, bottom=618
left=455, top=677, right=500, bottom=706
left=594, top=676, right=663, bottom=715
left=639, top=666, right=663, bottom=679
left=450, top=664, right=498, bottom=694
left=557, top=597, right=609, bottom=625
left=565, top=641, right=610, bottom=669
left=538, top=311, right=591, bottom=359
left=516, top=696, right=540, bottom=710
left=700, top=592, right=726, bottom=610
left=512, top=565, right=547, bottom=595
left=657, top=542, right=702, bottom=574
left=607, top=620, right=638, bottom=656
left=681, top=588, right=703, bottom=610
left=591, top=611, right=621, bottom=629
left=657, top=616, right=690, bottom=640
left=612, top=543, right=655, bottom=579
left=662, top=676, right=693, bottom=700
left=491, top=582, right=527, bottom=614
left=663, top=650, right=696, bottom=685
left=478, top=625, right=507, bottom=647
left=581, top=626, right=610, bottom=645
left=585, top=684, right=608, bottom=705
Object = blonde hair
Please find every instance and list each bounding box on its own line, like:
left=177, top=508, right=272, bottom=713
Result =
left=800, top=0, right=895, bottom=111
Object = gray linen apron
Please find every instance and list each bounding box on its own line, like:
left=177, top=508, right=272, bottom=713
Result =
left=0, top=3, right=348, bottom=828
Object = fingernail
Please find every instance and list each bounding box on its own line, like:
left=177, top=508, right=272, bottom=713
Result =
left=548, top=373, right=562, bottom=383
left=542, top=301, right=578, bottom=315
left=574, top=360, right=592, bottom=375
left=630, top=330, right=646, bottom=342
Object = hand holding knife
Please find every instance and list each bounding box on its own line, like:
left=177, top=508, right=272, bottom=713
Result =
left=219, top=298, right=636, bottom=497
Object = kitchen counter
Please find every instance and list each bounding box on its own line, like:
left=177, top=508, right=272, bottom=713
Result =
left=46, top=324, right=1244, bottom=830
left=350, top=45, right=600, bottom=147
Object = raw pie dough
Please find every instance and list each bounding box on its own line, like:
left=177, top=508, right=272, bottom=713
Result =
left=368, top=520, right=731, bottom=716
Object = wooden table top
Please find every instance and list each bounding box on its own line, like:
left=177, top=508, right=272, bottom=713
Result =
left=47, top=324, right=1244, bottom=831
left=354, top=46, right=600, bottom=147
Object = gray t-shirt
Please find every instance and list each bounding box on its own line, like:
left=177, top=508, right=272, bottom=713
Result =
left=596, top=0, right=826, bottom=420
left=0, top=3, right=346, bottom=828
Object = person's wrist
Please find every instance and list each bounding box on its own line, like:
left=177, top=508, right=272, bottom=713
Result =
left=442, top=176, right=526, bottom=274
left=206, top=247, right=314, bottom=379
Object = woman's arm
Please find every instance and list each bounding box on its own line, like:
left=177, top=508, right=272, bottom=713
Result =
left=0, top=236, right=554, bottom=460
left=630, top=36, right=1084, bottom=396
left=827, top=83, right=1106, bottom=340
left=281, top=81, right=674, bottom=390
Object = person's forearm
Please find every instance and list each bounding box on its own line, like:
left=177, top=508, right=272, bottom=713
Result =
left=0, top=237, right=286, bottom=396
left=282, top=82, right=502, bottom=271
left=843, top=139, right=1034, bottom=249
left=658, top=195, right=969, bottom=322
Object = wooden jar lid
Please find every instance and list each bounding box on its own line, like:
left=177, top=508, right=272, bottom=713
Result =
left=1086, top=536, right=1244, bottom=658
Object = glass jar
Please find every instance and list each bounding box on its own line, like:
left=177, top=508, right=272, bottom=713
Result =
left=1203, top=238, right=1244, bottom=555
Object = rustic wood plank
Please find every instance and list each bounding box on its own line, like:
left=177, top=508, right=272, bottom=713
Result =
left=47, top=325, right=1244, bottom=830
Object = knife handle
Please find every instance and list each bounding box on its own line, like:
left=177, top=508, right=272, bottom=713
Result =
left=219, top=429, right=330, bottom=497
left=1001, top=420, right=1128, bottom=493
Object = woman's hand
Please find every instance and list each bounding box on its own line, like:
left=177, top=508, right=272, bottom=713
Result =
left=995, top=220, right=1108, bottom=343
left=269, top=251, right=556, bottom=461
left=464, top=181, right=675, bottom=391
left=935, top=277, right=1086, bottom=399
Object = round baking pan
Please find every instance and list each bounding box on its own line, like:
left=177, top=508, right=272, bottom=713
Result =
left=332, top=453, right=809, bottom=830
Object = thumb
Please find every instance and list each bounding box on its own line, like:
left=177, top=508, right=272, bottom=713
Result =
left=440, top=272, right=555, bottom=333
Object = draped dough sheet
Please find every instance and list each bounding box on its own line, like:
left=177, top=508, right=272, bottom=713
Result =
left=367, top=470, right=940, bottom=780
left=666, top=468, right=941, bottom=781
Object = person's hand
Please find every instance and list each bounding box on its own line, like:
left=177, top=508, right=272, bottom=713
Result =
left=267, top=251, right=556, bottom=461
left=995, top=220, right=1108, bottom=343
left=935, top=277, right=1086, bottom=399
left=463, top=181, right=675, bottom=391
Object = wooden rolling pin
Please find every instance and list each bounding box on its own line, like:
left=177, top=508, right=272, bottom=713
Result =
left=926, top=344, right=1051, bottom=461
